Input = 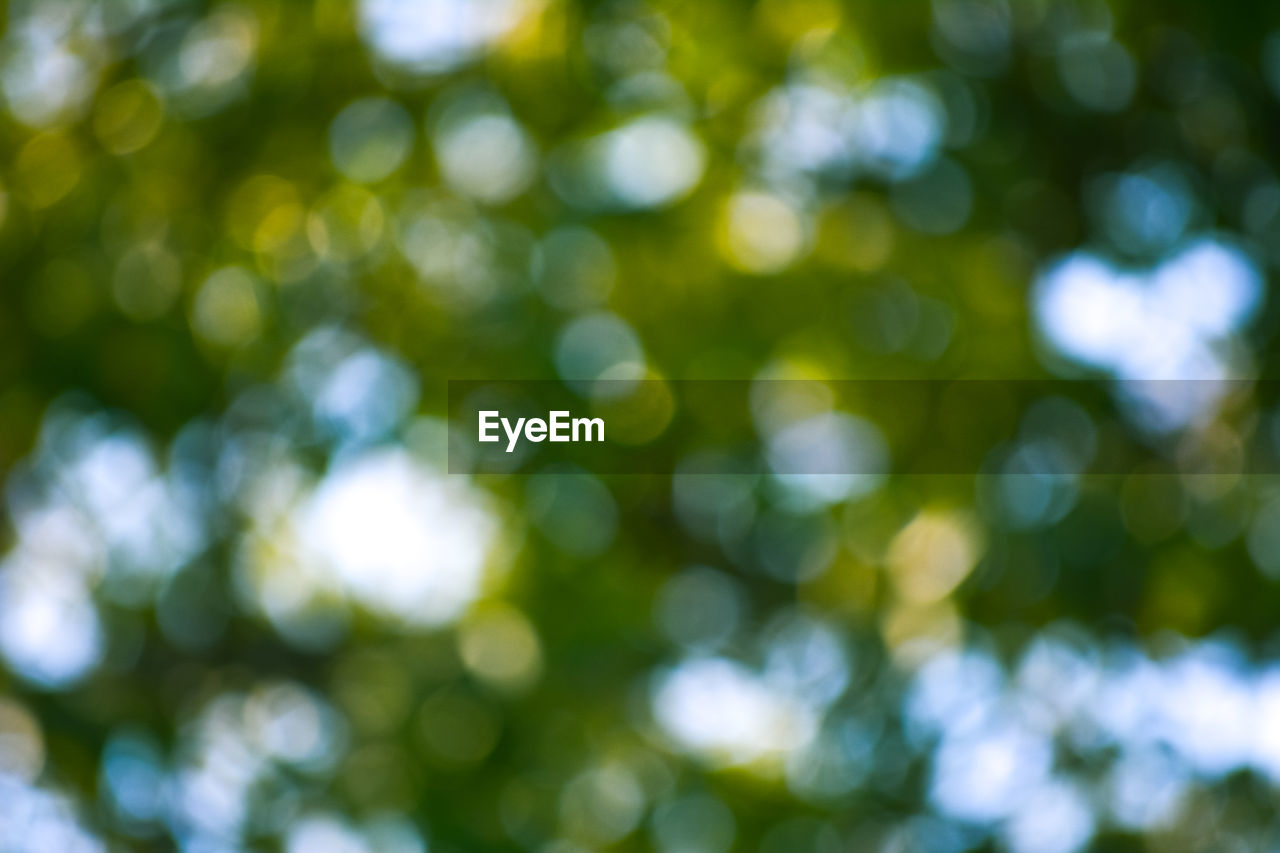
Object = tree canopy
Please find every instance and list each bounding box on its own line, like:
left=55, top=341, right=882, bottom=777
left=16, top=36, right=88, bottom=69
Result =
left=2, top=0, right=1280, bottom=851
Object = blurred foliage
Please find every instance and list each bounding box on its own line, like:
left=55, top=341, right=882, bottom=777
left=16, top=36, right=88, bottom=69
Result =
left=5, top=0, right=1280, bottom=851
